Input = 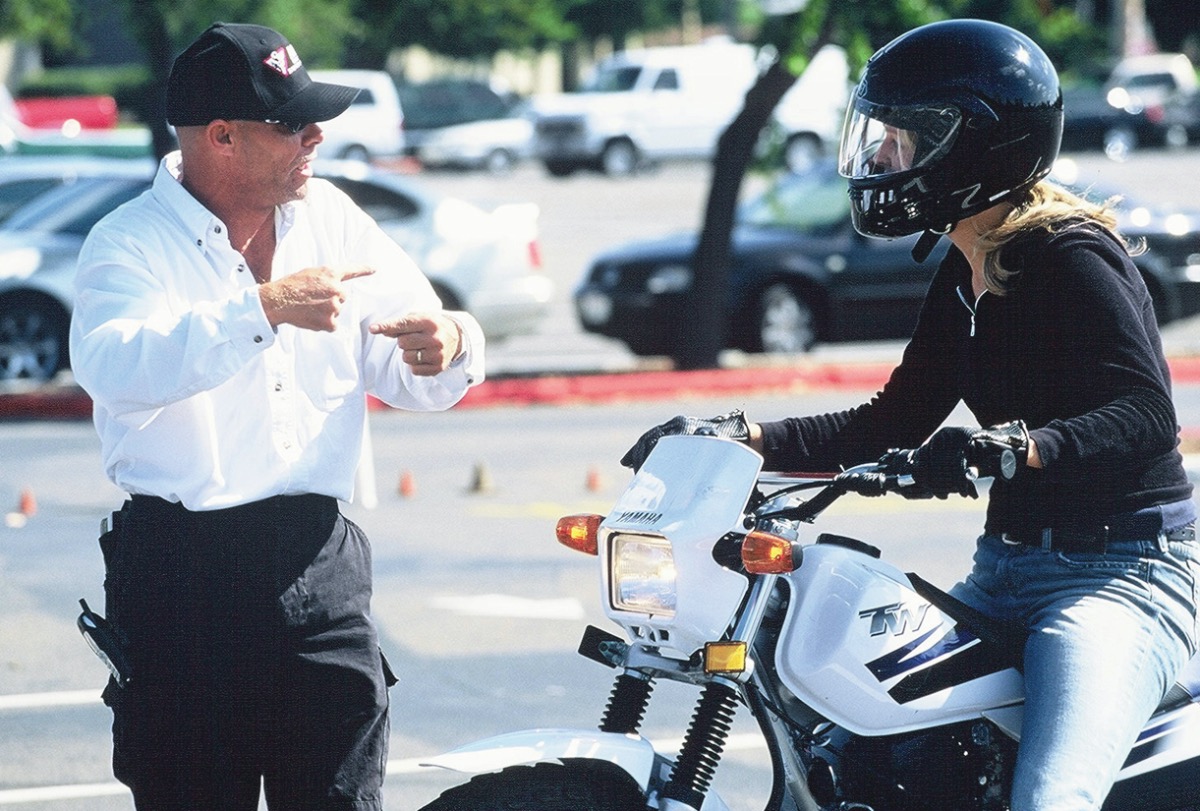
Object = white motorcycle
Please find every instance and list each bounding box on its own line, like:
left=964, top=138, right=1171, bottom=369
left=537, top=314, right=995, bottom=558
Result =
left=416, top=434, right=1200, bottom=811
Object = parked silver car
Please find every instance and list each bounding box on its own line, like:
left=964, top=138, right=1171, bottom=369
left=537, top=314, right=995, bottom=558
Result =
left=0, top=156, right=552, bottom=383
left=417, top=102, right=534, bottom=174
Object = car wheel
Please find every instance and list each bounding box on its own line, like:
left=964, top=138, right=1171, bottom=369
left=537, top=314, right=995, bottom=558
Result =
left=483, top=149, right=517, bottom=174
left=601, top=140, right=639, bottom=177
left=755, top=282, right=816, bottom=354
left=1103, top=126, right=1136, bottom=161
left=340, top=144, right=372, bottom=163
left=0, top=293, right=70, bottom=383
left=784, top=133, right=824, bottom=174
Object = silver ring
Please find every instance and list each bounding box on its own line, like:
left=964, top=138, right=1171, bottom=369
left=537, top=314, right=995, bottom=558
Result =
left=416, top=349, right=423, bottom=364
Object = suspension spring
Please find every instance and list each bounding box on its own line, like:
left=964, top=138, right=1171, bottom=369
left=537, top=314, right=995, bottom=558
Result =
left=660, top=680, right=740, bottom=808
left=599, top=671, right=655, bottom=735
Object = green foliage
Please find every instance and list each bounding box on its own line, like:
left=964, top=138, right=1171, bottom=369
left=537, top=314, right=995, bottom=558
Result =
left=149, top=0, right=359, bottom=66
left=0, top=0, right=74, bottom=50
left=757, top=0, right=1109, bottom=88
left=388, top=0, right=572, bottom=58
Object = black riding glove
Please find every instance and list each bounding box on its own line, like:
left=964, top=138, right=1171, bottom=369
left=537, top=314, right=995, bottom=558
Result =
left=620, top=410, right=751, bottom=471
left=971, top=420, right=1029, bottom=480
left=910, top=420, right=1030, bottom=498
left=910, top=426, right=979, bottom=499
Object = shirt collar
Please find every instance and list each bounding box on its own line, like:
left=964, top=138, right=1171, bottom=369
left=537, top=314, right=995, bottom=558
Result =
left=156, top=151, right=299, bottom=253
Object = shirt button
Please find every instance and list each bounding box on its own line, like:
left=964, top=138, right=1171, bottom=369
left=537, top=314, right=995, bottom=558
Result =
left=274, top=383, right=283, bottom=392
left=254, top=335, right=263, bottom=343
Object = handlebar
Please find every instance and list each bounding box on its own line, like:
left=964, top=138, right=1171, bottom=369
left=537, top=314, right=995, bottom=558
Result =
left=837, top=435, right=1016, bottom=497
left=759, top=435, right=1016, bottom=523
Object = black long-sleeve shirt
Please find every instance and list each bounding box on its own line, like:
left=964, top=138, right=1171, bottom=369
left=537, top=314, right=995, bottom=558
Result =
left=758, top=223, right=1193, bottom=534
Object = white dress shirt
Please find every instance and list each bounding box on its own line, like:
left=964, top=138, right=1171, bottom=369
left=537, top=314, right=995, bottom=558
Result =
left=70, top=153, right=485, bottom=510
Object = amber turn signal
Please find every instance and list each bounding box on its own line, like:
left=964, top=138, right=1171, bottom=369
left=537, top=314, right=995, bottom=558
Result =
left=704, top=641, right=748, bottom=674
left=742, top=530, right=801, bottom=574
left=556, top=514, right=603, bottom=555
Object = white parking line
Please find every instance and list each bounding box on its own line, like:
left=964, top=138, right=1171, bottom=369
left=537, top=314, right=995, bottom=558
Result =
left=430, top=594, right=586, bottom=620
left=0, top=690, right=102, bottom=711
left=0, top=783, right=129, bottom=805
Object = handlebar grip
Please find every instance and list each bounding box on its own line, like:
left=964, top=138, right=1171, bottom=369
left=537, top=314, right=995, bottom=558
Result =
left=966, top=439, right=1017, bottom=481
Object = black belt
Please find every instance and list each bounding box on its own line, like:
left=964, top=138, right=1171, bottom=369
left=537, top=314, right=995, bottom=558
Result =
left=997, top=522, right=1196, bottom=554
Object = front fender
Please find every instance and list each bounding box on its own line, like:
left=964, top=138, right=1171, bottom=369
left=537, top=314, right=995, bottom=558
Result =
left=419, top=728, right=733, bottom=811
left=419, top=728, right=656, bottom=787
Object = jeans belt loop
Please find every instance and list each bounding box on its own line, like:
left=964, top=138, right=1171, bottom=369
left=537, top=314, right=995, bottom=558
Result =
left=1041, top=527, right=1053, bottom=552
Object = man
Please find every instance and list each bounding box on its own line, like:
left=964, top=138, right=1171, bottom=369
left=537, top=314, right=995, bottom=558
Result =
left=69, top=22, right=484, bottom=810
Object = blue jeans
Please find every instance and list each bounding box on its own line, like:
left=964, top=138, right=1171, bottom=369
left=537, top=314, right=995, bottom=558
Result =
left=950, top=531, right=1200, bottom=811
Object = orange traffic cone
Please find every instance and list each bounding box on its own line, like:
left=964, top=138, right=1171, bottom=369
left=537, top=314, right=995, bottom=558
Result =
left=586, top=467, right=604, bottom=493
left=18, top=489, right=36, bottom=518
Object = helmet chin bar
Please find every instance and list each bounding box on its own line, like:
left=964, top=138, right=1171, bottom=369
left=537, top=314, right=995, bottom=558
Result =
left=911, top=223, right=953, bottom=263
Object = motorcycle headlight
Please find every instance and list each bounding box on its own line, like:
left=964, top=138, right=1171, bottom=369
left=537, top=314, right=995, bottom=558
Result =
left=610, top=534, right=676, bottom=617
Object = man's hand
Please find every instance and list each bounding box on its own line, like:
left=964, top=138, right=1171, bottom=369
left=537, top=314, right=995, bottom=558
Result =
left=369, top=312, right=463, bottom=376
left=259, top=265, right=374, bottom=331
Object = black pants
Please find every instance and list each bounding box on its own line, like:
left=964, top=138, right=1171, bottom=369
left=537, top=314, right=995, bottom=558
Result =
left=99, top=494, right=395, bottom=810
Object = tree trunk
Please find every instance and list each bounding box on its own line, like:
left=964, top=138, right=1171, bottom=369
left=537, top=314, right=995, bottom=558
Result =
left=125, top=2, right=176, bottom=159
left=673, top=59, right=799, bottom=370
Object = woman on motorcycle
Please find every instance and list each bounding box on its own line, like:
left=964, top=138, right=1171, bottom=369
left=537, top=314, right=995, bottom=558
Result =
left=623, top=19, right=1200, bottom=811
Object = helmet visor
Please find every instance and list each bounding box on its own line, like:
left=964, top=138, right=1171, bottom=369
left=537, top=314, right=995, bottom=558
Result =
left=838, top=102, right=962, bottom=180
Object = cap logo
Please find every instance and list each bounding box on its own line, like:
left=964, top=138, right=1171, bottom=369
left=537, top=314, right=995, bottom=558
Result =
left=262, top=44, right=302, bottom=77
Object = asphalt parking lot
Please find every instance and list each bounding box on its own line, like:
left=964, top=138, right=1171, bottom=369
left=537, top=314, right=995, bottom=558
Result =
left=6, top=147, right=1200, bottom=811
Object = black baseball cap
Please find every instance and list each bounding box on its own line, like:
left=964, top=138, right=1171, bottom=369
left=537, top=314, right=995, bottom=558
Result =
left=166, top=22, right=360, bottom=128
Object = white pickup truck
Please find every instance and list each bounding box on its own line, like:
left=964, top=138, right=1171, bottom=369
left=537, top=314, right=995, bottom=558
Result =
left=530, top=39, right=849, bottom=176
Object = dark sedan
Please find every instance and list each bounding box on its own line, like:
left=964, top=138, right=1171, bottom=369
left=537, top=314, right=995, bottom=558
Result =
left=574, top=160, right=1200, bottom=359
left=1060, top=85, right=1193, bottom=159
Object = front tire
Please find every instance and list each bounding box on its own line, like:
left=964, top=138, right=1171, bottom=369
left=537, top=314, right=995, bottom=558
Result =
left=418, top=760, right=646, bottom=811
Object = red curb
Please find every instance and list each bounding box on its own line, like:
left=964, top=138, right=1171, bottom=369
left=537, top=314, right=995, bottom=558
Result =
left=7, top=355, right=1200, bottom=420
left=0, top=387, right=96, bottom=420
left=451, top=361, right=897, bottom=409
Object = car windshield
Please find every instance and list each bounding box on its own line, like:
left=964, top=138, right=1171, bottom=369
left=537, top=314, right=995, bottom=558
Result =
left=399, top=80, right=515, bottom=129
left=0, top=177, right=68, bottom=225
left=1, top=177, right=148, bottom=236
left=582, top=65, right=642, bottom=93
left=738, top=169, right=851, bottom=234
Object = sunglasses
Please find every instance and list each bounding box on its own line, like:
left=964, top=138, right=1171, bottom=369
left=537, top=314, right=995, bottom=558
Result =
left=264, top=119, right=310, bottom=134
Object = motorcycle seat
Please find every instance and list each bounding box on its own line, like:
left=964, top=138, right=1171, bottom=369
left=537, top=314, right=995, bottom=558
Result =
left=1158, top=650, right=1200, bottom=712
left=907, top=574, right=1200, bottom=715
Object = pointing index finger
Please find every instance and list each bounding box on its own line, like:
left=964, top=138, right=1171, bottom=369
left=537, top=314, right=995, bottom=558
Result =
left=340, top=265, right=376, bottom=282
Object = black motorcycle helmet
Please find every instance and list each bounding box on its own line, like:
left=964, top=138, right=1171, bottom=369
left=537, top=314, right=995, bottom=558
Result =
left=838, top=19, right=1063, bottom=258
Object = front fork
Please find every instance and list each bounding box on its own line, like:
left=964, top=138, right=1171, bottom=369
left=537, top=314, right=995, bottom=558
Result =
left=595, top=575, right=797, bottom=811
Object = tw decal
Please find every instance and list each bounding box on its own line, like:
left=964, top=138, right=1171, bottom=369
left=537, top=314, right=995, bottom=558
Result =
left=263, top=44, right=303, bottom=77
left=859, top=602, right=932, bottom=637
